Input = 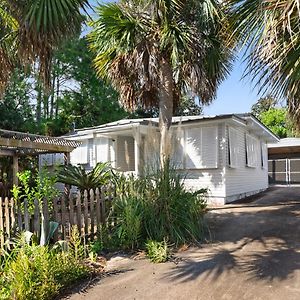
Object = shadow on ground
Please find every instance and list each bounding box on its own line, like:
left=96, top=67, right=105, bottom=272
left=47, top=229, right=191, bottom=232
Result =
left=166, top=188, right=300, bottom=284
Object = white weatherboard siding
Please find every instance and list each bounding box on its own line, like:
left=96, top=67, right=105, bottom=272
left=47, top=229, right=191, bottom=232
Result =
left=224, top=125, right=268, bottom=202
left=182, top=124, right=226, bottom=205
left=55, top=114, right=277, bottom=205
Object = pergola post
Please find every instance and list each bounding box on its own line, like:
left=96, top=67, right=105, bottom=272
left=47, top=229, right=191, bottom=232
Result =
left=12, top=155, right=19, bottom=186
left=64, top=152, right=71, bottom=197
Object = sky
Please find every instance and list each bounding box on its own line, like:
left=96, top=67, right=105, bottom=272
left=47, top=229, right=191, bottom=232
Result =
left=87, top=0, right=263, bottom=116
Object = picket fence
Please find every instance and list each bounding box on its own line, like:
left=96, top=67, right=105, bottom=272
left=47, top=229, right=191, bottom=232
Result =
left=0, top=186, right=115, bottom=248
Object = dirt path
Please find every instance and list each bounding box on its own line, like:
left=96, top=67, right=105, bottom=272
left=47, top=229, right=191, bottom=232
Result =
left=64, top=187, right=300, bottom=300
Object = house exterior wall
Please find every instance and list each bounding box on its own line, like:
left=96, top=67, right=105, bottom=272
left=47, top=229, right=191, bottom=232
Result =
left=39, top=116, right=272, bottom=206
left=177, top=123, right=226, bottom=206
left=224, top=124, right=269, bottom=203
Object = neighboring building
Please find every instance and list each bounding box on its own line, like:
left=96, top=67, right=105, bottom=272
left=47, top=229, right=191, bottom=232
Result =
left=40, top=114, right=278, bottom=205
left=268, top=138, right=300, bottom=185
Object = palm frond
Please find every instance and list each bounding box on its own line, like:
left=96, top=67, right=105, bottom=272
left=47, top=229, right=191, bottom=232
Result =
left=89, top=0, right=233, bottom=111
left=228, top=0, right=300, bottom=124
left=57, top=162, right=112, bottom=190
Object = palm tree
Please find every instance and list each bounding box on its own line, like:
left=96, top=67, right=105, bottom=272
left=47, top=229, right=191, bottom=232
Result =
left=228, top=0, right=300, bottom=126
left=88, top=0, right=233, bottom=165
left=0, top=0, right=89, bottom=93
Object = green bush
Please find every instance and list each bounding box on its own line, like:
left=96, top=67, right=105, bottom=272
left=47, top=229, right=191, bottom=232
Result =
left=112, top=195, right=143, bottom=249
left=110, top=161, right=207, bottom=248
left=145, top=240, right=170, bottom=263
left=0, top=234, right=88, bottom=300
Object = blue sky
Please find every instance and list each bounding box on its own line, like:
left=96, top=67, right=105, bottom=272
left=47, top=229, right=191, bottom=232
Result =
left=87, top=0, right=262, bottom=116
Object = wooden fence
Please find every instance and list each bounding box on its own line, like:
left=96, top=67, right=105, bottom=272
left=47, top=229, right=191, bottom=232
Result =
left=0, top=186, right=115, bottom=248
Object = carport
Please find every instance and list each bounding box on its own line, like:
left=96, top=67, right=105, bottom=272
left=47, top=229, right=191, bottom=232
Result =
left=268, top=138, right=300, bottom=184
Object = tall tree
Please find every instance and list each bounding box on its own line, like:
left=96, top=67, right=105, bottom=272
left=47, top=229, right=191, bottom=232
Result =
left=89, top=0, right=233, bottom=165
left=251, top=96, right=295, bottom=138
left=0, top=69, right=35, bottom=131
left=229, top=0, right=300, bottom=127
left=0, top=0, right=89, bottom=93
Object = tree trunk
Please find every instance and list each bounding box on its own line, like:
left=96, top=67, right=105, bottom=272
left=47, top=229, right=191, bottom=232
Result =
left=158, top=57, right=174, bottom=168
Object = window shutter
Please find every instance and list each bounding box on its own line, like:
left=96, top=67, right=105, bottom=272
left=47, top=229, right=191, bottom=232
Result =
left=70, top=140, right=88, bottom=165
left=261, top=142, right=268, bottom=168
left=228, top=127, right=239, bottom=168
left=95, top=137, right=109, bottom=163
left=185, top=128, right=202, bottom=169
left=201, top=126, right=218, bottom=168
left=246, top=134, right=259, bottom=167
left=185, top=126, right=218, bottom=169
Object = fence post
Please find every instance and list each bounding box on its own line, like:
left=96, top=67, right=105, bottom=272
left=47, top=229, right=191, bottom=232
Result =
left=0, top=198, right=4, bottom=248
left=24, top=200, right=30, bottom=231
left=76, top=191, right=82, bottom=236
left=83, top=190, right=89, bottom=240
left=90, top=189, right=95, bottom=240
left=33, top=199, right=40, bottom=238
left=95, top=188, right=101, bottom=234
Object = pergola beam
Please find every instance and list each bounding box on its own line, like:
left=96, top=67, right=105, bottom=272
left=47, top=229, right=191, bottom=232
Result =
left=0, top=149, right=14, bottom=156
left=0, top=137, right=75, bottom=153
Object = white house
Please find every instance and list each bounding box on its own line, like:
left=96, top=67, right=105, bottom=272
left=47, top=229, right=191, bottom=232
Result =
left=41, top=114, right=279, bottom=205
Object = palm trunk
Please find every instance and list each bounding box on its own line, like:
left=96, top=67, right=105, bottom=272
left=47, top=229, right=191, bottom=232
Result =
left=158, top=57, right=174, bottom=168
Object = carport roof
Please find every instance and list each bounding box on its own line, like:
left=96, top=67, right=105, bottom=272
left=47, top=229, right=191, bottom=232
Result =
left=268, top=138, right=300, bottom=155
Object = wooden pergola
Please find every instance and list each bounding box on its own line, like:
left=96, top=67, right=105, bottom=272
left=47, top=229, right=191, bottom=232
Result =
left=0, top=129, right=81, bottom=185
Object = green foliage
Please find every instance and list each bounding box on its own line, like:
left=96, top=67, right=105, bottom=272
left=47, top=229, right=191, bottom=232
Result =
left=0, top=37, right=128, bottom=136
left=56, top=162, right=112, bottom=191
left=13, top=169, right=59, bottom=212
left=251, top=96, right=295, bottom=138
left=229, top=0, right=300, bottom=103
left=259, top=108, right=290, bottom=138
left=89, top=0, right=233, bottom=114
left=0, top=245, right=58, bottom=300
left=110, top=163, right=208, bottom=248
left=50, top=37, right=127, bottom=133
left=0, top=232, right=88, bottom=300
left=0, top=69, right=36, bottom=132
left=251, top=95, right=278, bottom=118
left=113, top=195, right=143, bottom=249
left=0, top=0, right=89, bottom=94
left=145, top=239, right=170, bottom=263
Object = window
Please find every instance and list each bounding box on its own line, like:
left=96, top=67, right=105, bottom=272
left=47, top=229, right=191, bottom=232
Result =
left=246, top=134, right=260, bottom=167
left=70, top=140, right=88, bottom=165
left=228, top=127, right=240, bottom=168
left=185, top=126, right=218, bottom=169
left=261, top=142, right=268, bottom=169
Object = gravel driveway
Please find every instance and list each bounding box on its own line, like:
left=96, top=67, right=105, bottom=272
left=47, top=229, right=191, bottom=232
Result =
left=64, top=186, right=300, bottom=300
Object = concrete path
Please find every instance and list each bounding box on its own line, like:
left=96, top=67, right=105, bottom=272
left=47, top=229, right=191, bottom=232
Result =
left=65, top=187, right=300, bottom=300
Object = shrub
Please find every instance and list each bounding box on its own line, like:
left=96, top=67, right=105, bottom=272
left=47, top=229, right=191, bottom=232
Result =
left=145, top=240, right=170, bottom=263
left=112, top=195, right=143, bottom=249
left=0, top=233, right=88, bottom=300
left=110, top=162, right=207, bottom=248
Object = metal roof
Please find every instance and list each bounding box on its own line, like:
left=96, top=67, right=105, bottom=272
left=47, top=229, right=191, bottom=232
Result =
left=0, top=129, right=81, bottom=156
left=64, top=113, right=278, bottom=143
left=268, top=138, right=300, bottom=148
left=65, top=114, right=244, bottom=134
